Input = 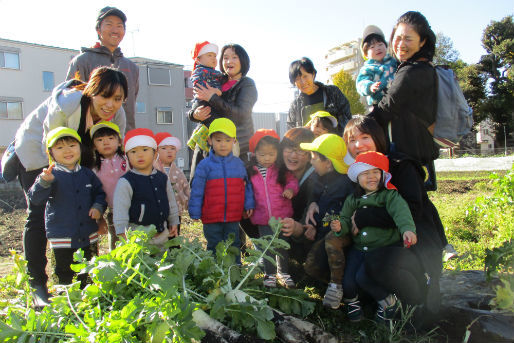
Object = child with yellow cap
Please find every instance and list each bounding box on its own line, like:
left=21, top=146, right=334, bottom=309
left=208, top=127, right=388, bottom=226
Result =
left=299, top=133, right=354, bottom=310
left=27, top=127, right=106, bottom=293
left=188, top=118, right=254, bottom=264
left=305, top=111, right=339, bottom=137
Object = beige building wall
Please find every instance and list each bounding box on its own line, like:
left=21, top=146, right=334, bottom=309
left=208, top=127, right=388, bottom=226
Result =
left=0, top=38, right=78, bottom=147
left=324, top=39, right=364, bottom=84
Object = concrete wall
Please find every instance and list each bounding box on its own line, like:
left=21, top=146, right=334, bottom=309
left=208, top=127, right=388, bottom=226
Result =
left=0, top=38, right=78, bottom=146
left=135, top=62, right=189, bottom=170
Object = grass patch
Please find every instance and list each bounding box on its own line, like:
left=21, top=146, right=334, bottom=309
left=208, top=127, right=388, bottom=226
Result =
left=431, top=170, right=513, bottom=271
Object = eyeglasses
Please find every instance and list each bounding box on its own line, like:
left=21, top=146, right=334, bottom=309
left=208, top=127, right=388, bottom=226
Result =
left=283, top=147, right=309, bottom=157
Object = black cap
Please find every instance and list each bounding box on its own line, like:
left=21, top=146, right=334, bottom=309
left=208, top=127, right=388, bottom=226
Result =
left=96, top=7, right=127, bottom=29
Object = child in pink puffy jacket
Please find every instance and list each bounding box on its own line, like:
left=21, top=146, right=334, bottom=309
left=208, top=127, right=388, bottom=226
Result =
left=247, top=129, right=299, bottom=288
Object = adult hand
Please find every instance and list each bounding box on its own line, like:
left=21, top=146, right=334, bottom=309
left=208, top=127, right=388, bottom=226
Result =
left=40, top=163, right=55, bottom=182
left=280, top=217, right=301, bottom=237
left=370, top=81, right=381, bottom=93
left=192, top=105, right=212, bottom=122
left=305, top=202, right=319, bottom=226
left=169, top=225, right=178, bottom=237
left=304, top=224, right=316, bottom=241
left=194, top=84, right=221, bottom=102
left=351, top=212, right=359, bottom=232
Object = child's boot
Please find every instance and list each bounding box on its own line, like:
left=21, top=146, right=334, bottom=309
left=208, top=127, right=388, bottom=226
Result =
left=32, top=284, right=51, bottom=308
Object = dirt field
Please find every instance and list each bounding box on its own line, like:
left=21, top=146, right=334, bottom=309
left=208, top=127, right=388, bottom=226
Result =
left=0, top=178, right=481, bottom=278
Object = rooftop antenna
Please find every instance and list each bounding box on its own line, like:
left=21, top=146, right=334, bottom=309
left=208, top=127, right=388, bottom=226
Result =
left=128, top=28, right=139, bottom=57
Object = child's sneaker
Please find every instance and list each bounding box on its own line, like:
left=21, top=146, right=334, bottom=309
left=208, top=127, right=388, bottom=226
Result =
left=322, top=283, right=343, bottom=309
left=375, top=294, right=398, bottom=324
left=344, top=297, right=363, bottom=322
left=278, top=273, right=296, bottom=288
left=263, top=274, right=277, bottom=288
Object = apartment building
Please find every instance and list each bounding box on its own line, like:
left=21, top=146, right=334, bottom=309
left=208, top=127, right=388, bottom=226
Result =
left=324, top=40, right=364, bottom=84
left=0, top=38, right=190, bottom=170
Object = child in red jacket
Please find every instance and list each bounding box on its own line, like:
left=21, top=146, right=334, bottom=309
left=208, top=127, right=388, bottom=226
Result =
left=247, top=129, right=299, bottom=288
left=189, top=119, right=254, bottom=264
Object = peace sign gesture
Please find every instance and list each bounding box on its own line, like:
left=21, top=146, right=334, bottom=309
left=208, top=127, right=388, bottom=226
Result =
left=41, top=163, right=55, bottom=182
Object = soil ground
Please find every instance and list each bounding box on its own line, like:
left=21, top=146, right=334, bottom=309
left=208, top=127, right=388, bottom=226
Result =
left=0, top=178, right=480, bottom=277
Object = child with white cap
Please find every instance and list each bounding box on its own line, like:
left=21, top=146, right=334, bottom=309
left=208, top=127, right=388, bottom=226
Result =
left=113, top=128, right=179, bottom=245
left=155, top=132, right=190, bottom=237
left=28, top=127, right=106, bottom=293
left=90, top=121, right=127, bottom=251
left=330, top=151, right=417, bottom=324
left=188, top=41, right=224, bottom=155
left=356, top=25, right=397, bottom=107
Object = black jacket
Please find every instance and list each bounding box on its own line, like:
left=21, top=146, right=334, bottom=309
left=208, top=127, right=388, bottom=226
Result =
left=369, top=61, right=439, bottom=164
left=287, top=82, right=351, bottom=135
left=310, top=171, right=354, bottom=240
left=188, top=77, right=257, bottom=155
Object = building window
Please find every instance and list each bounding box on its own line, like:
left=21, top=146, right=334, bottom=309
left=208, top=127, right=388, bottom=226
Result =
left=488, top=144, right=492, bottom=149
left=42, top=71, right=55, bottom=92
left=156, top=107, right=173, bottom=124
left=148, top=67, right=171, bottom=86
left=0, top=100, right=23, bottom=119
left=184, top=77, right=193, bottom=88
left=0, top=50, right=20, bottom=69
left=136, top=102, right=146, bottom=113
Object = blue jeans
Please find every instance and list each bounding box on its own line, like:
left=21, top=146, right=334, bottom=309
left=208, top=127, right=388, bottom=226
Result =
left=343, top=247, right=389, bottom=301
left=203, top=222, right=241, bottom=264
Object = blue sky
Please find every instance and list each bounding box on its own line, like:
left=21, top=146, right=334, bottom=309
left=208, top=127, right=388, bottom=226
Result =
left=1, top=0, right=512, bottom=112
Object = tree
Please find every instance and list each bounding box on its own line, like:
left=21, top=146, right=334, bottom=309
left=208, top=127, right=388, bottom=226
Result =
left=332, top=70, right=366, bottom=114
left=454, top=63, right=487, bottom=123
left=434, top=32, right=460, bottom=66
left=478, top=15, right=514, bottom=142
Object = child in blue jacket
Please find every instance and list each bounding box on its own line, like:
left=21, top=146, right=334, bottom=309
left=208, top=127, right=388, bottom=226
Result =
left=28, top=127, right=106, bottom=287
left=189, top=118, right=254, bottom=263
left=356, top=25, right=397, bottom=107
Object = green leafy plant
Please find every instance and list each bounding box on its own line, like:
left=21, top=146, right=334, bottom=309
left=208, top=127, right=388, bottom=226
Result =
left=0, top=219, right=315, bottom=342
left=475, top=166, right=514, bottom=311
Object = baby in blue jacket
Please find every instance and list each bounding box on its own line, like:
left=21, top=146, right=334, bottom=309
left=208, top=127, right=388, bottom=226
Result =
left=356, top=25, right=397, bottom=107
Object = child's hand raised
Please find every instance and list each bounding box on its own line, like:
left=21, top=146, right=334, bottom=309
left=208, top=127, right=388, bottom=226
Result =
left=330, top=220, right=341, bottom=233
left=282, top=189, right=294, bottom=199
left=40, top=163, right=55, bottom=182
left=89, top=208, right=101, bottom=220
left=403, top=231, right=417, bottom=248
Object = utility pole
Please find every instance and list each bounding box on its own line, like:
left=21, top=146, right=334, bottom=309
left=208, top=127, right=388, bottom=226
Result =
left=129, top=28, right=139, bottom=57
left=504, top=125, right=507, bottom=156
